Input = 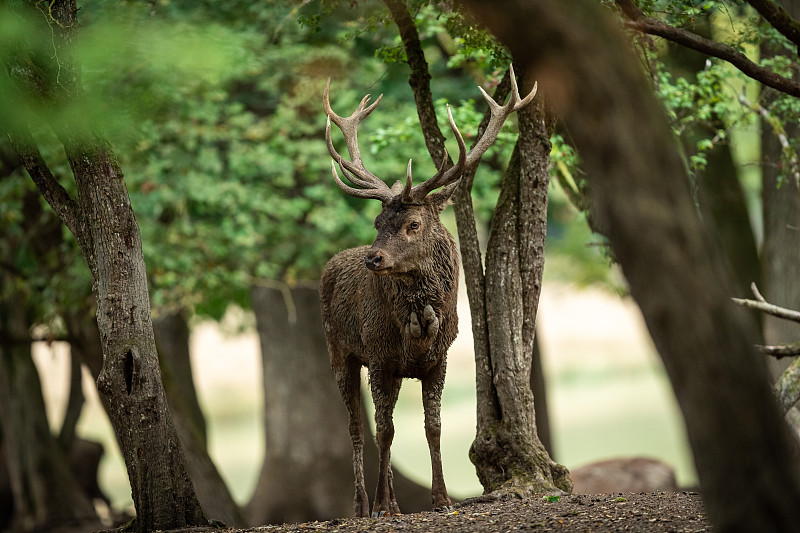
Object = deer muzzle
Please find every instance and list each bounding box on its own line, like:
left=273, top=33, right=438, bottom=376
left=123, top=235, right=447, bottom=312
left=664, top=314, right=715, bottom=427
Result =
left=364, top=249, right=393, bottom=274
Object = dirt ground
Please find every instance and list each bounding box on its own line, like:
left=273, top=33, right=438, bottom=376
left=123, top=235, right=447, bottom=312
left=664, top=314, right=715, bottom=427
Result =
left=148, top=491, right=709, bottom=533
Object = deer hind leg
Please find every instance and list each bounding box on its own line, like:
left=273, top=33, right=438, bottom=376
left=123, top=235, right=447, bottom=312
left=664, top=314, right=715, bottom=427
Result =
left=422, top=361, right=452, bottom=511
left=334, top=355, right=370, bottom=517
left=369, top=370, right=402, bottom=517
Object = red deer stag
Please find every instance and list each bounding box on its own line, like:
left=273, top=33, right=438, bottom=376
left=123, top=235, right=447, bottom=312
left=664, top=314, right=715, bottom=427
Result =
left=320, top=66, right=537, bottom=518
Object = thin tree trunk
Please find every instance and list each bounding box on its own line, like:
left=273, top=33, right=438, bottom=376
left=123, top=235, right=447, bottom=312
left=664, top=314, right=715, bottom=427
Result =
left=463, top=1, right=800, bottom=530
left=471, top=95, right=570, bottom=494
left=760, top=0, right=800, bottom=412
left=530, top=333, right=552, bottom=455
left=663, top=17, right=761, bottom=303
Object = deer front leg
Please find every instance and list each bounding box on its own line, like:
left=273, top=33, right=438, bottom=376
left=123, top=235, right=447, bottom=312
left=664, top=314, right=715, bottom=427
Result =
left=334, top=356, right=370, bottom=517
left=422, top=360, right=452, bottom=511
left=369, top=369, right=402, bottom=517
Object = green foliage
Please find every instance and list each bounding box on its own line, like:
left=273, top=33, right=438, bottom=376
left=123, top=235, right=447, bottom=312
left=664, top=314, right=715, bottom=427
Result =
left=1, top=0, right=619, bottom=324
left=634, top=1, right=798, bottom=185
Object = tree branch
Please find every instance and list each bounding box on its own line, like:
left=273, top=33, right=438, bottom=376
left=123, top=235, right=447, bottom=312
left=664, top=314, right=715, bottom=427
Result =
left=758, top=341, right=800, bottom=358
left=616, top=0, right=800, bottom=98
left=746, top=0, right=800, bottom=53
left=732, top=292, right=800, bottom=324
left=383, top=0, right=449, bottom=167
left=5, top=129, right=84, bottom=243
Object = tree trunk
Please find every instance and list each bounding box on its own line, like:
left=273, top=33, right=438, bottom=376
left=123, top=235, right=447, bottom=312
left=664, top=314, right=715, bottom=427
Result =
left=470, top=93, right=571, bottom=495
left=463, top=1, right=800, bottom=531
left=760, top=0, right=800, bottom=412
left=663, top=17, right=761, bottom=303
left=3, top=2, right=206, bottom=530
left=246, top=284, right=357, bottom=524
left=0, top=284, right=98, bottom=531
left=69, top=137, right=205, bottom=533
left=153, top=312, right=247, bottom=527
left=530, top=332, right=552, bottom=455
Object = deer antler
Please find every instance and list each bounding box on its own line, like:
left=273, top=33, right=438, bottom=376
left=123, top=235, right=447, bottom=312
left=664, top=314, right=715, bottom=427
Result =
left=403, top=64, right=538, bottom=203
left=324, top=79, right=396, bottom=202
left=323, top=65, right=537, bottom=204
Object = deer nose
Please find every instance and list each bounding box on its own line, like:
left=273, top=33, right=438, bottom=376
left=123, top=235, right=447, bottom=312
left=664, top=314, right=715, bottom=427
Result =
left=365, top=252, right=383, bottom=271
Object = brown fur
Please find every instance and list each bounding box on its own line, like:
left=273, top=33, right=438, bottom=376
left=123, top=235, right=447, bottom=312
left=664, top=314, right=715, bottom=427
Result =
left=320, top=194, right=459, bottom=517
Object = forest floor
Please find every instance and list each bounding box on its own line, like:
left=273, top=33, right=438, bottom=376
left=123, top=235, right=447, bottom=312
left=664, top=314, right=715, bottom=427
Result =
left=147, top=491, right=710, bottom=533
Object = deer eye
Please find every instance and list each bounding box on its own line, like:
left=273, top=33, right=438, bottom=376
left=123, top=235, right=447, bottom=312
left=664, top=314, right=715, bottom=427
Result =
left=408, top=221, right=420, bottom=231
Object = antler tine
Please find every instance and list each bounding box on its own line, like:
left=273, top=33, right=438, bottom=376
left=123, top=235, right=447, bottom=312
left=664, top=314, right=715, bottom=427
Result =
left=324, top=78, right=393, bottom=201
left=402, top=159, right=414, bottom=202
left=467, top=64, right=537, bottom=168
left=407, top=104, right=467, bottom=202
left=330, top=160, right=392, bottom=201
left=508, top=64, right=538, bottom=110
left=405, top=64, right=537, bottom=203
left=325, top=116, right=375, bottom=189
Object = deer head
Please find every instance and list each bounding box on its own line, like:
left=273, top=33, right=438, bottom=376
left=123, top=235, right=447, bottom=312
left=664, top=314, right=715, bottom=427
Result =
left=323, top=65, right=537, bottom=275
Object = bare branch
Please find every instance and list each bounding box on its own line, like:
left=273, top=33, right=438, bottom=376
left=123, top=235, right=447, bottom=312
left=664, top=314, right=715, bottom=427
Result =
left=616, top=0, right=800, bottom=98
left=750, top=282, right=767, bottom=303
left=732, top=296, right=800, bottom=323
left=757, top=341, right=800, bottom=358
left=746, top=0, right=800, bottom=53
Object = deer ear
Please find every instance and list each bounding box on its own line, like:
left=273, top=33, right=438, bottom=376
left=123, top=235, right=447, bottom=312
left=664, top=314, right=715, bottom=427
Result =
left=428, top=179, right=460, bottom=211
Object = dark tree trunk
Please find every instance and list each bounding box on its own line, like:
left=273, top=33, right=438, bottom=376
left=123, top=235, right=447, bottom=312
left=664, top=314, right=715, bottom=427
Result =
left=530, top=333, right=552, bottom=456
left=3, top=2, right=206, bottom=531
left=153, top=312, right=246, bottom=527
left=246, top=284, right=357, bottom=524
left=663, top=17, right=761, bottom=304
left=153, top=312, right=208, bottom=447
left=0, top=284, right=98, bottom=531
left=760, top=0, right=800, bottom=413
left=463, top=1, right=800, bottom=531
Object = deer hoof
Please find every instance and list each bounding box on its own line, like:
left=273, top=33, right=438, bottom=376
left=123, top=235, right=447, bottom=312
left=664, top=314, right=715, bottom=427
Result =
left=408, top=312, right=422, bottom=338
left=423, top=304, right=439, bottom=337
left=434, top=505, right=454, bottom=513
left=371, top=510, right=388, bottom=518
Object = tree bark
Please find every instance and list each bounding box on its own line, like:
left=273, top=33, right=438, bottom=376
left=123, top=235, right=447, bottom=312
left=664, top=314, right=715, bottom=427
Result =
left=3, top=2, right=206, bottom=531
left=463, top=1, right=800, bottom=531
left=246, top=284, right=364, bottom=524
left=470, top=95, right=570, bottom=495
